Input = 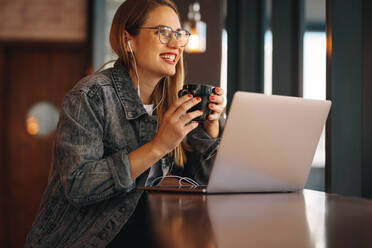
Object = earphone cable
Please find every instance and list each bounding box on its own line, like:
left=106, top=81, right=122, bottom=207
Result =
left=129, top=44, right=141, bottom=97
left=151, top=78, right=166, bottom=114
left=150, top=175, right=200, bottom=188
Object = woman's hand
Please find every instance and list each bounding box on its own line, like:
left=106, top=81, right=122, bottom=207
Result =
left=151, top=94, right=203, bottom=156
left=203, top=87, right=225, bottom=138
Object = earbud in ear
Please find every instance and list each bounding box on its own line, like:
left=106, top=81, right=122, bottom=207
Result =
left=127, top=40, right=133, bottom=53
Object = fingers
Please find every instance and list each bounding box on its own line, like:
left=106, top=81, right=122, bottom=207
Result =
left=179, top=110, right=203, bottom=124
left=209, top=93, right=224, bottom=116
left=210, top=87, right=225, bottom=106
left=167, top=87, right=225, bottom=128
left=184, top=120, right=199, bottom=133
left=213, top=87, right=224, bottom=96
left=166, top=93, right=194, bottom=116
left=209, top=95, right=224, bottom=105
left=207, top=112, right=220, bottom=121
left=208, top=103, right=223, bottom=114
left=207, top=88, right=225, bottom=122
left=173, top=109, right=201, bottom=140
left=173, top=97, right=201, bottom=120
left=208, top=102, right=223, bottom=121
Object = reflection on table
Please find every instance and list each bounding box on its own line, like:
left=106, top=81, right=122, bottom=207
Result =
left=145, top=190, right=372, bottom=248
left=147, top=193, right=215, bottom=248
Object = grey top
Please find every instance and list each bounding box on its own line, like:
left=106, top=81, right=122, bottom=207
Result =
left=24, top=62, right=224, bottom=247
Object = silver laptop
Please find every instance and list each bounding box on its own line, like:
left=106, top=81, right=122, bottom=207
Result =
left=139, top=91, right=332, bottom=193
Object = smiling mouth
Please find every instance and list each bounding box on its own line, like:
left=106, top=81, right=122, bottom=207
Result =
left=160, top=53, right=177, bottom=63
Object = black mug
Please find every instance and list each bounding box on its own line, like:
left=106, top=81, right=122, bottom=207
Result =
left=178, top=84, right=216, bottom=122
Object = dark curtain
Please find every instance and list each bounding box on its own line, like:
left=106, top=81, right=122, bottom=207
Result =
left=225, top=0, right=265, bottom=111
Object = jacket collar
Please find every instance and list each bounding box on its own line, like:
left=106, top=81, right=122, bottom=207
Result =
left=111, top=62, right=148, bottom=120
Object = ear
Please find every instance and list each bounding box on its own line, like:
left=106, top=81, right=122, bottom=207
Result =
left=124, top=31, right=134, bottom=53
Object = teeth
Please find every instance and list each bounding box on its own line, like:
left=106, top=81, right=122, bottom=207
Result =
left=160, top=54, right=176, bottom=61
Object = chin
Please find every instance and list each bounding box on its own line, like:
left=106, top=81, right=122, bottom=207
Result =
left=162, top=69, right=176, bottom=77
left=167, top=71, right=176, bottom=76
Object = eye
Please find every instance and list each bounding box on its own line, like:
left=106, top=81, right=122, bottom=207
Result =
left=177, top=30, right=189, bottom=36
left=158, top=27, right=172, bottom=38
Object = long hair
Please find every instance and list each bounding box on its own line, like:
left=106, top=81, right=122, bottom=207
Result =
left=110, top=0, right=188, bottom=166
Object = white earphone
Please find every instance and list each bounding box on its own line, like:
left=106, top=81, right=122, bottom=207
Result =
left=127, top=40, right=141, bottom=97
left=127, top=40, right=133, bottom=53
left=127, top=39, right=165, bottom=114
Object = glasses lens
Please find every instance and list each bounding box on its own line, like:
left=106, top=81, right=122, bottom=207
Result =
left=157, top=26, right=190, bottom=47
left=158, top=26, right=173, bottom=44
left=176, top=30, right=190, bottom=47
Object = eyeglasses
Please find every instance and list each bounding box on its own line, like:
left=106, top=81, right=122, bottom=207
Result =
left=137, top=25, right=190, bottom=47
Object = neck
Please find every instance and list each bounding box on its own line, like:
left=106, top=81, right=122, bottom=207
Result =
left=129, top=69, right=163, bottom=105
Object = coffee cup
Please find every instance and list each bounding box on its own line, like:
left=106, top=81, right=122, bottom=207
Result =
left=178, top=84, right=216, bottom=122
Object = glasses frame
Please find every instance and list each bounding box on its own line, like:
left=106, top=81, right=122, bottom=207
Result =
left=137, top=25, right=190, bottom=47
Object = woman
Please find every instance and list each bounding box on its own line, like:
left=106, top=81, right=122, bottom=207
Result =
left=25, top=0, right=225, bottom=247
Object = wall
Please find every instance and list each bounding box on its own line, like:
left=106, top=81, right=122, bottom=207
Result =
left=0, top=0, right=87, bottom=41
left=173, top=0, right=224, bottom=87
left=0, top=44, right=90, bottom=247
left=0, top=1, right=90, bottom=247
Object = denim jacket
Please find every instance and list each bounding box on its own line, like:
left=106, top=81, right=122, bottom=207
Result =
left=24, top=62, right=223, bottom=247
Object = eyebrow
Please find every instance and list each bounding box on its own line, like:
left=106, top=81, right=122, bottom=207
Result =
left=146, top=25, right=184, bottom=31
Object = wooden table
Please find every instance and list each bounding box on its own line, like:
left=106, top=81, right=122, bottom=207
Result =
left=144, top=189, right=372, bottom=248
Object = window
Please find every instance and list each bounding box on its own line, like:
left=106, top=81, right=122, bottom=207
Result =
left=220, top=29, right=228, bottom=108
left=263, top=0, right=326, bottom=190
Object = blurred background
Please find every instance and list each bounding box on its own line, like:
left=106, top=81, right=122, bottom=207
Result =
left=0, top=0, right=371, bottom=247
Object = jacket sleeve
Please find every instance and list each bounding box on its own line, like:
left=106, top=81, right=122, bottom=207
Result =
left=182, top=117, right=226, bottom=185
left=55, top=89, right=135, bottom=208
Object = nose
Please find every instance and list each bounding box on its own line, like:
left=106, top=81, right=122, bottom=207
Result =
left=167, top=35, right=180, bottom=49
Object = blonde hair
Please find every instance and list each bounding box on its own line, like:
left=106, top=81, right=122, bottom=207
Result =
left=110, top=0, right=188, bottom=166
